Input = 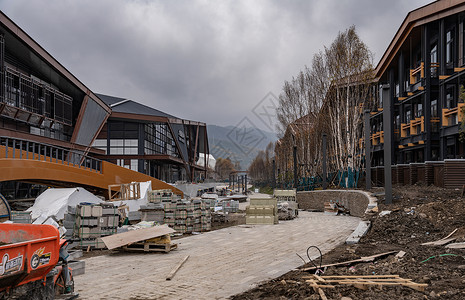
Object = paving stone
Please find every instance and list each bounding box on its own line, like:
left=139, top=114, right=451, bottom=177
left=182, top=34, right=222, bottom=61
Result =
left=75, top=211, right=360, bottom=299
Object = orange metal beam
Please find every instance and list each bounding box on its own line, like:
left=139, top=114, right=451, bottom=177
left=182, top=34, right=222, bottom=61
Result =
left=0, top=145, right=183, bottom=197
left=0, top=158, right=183, bottom=197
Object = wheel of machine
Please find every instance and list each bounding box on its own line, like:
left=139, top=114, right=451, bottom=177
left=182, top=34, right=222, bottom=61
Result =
left=54, top=275, right=65, bottom=296
left=55, top=272, right=74, bottom=296
left=0, top=193, right=11, bottom=222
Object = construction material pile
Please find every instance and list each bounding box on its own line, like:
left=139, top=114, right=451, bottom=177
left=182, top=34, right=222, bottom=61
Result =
left=143, top=189, right=211, bottom=233
left=246, top=197, right=278, bottom=225
left=274, top=189, right=298, bottom=220
left=64, top=203, right=119, bottom=249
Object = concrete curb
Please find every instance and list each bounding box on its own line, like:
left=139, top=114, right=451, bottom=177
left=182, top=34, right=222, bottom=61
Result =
left=346, top=221, right=371, bottom=244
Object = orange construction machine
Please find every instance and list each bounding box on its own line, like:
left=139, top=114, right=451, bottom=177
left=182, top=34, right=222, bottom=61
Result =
left=0, top=223, right=77, bottom=299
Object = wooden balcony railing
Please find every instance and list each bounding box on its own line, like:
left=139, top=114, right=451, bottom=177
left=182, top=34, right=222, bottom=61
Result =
left=401, top=116, right=424, bottom=137
left=442, top=103, right=465, bottom=126
left=371, top=131, right=384, bottom=145
left=410, top=62, right=424, bottom=85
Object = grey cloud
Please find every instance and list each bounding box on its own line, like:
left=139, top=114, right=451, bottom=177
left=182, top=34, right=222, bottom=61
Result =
left=1, top=0, right=432, bottom=129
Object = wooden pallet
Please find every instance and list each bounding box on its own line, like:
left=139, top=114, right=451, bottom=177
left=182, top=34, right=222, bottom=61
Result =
left=121, top=242, right=177, bottom=253
left=305, top=274, right=427, bottom=299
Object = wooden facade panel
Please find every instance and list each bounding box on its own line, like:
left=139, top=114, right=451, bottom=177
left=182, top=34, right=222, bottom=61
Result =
left=444, top=160, right=465, bottom=189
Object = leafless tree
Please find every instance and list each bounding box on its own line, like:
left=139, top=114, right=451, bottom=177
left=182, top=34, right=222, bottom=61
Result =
left=325, top=26, right=374, bottom=186
left=275, top=25, right=374, bottom=188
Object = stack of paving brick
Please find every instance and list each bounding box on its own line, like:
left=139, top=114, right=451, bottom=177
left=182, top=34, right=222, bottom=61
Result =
left=147, top=189, right=181, bottom=203
left=162, top=199, right=211, bottom=233
left=66, top=203, right=119, bottom=249
left=192, top=199, right=203, bottom=232
left=200, top=200, right=211, bottom=231
left=139, top=202, right=164, bottom=223
left=163, top=201, right=176, bottom=227
left=10, top=211, right=32, bottom=223
left=74, top=204, right=105, bottom=249
left=174, top=200, right=188, bottom=233
left=201, top=198, right=216, bottom=209
left=99, top=203, right=119, bottom=237
left=246, top=198, right=278, bottom=225
left=222, top=200, right=239, bottom=213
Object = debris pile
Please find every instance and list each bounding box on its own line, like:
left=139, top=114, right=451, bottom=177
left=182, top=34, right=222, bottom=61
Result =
left=231, top=185, right=465, bottom=300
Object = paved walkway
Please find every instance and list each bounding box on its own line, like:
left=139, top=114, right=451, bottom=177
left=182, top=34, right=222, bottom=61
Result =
left=75, top=212, right=360, bottom=299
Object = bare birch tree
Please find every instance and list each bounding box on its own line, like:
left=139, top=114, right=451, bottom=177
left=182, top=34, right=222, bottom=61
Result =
left=275, top=25, right=373, bottom=188
left=325, top=26, right=373, bottom=186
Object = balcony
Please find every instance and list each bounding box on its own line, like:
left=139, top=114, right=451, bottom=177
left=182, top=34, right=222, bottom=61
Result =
left=371, top=131, right=384, bottom=145
left=409, top=62, right=424, bottom=85
left=442, top=103, right=465, bottom=126
left=401, top=116, right=424, bottom=138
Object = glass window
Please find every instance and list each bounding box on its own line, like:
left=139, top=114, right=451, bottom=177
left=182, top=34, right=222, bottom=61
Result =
left=431, top=100, right=438, bottom=117
left=130, top=159, right=138, bottom=172
left=431, top=44, right=438, bottom=76
left=446, top=30, right=454, bottom=64
left=431, top=44, right=438, bottom=63
left=416, top=103, right=423, bottom=118
left=446, top=86, right=456, bottom=108
left=406, top=110, right=411, bottom=123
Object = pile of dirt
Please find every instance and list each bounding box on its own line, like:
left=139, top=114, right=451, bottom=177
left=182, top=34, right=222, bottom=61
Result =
left=231, top=185, right=465, bottom=300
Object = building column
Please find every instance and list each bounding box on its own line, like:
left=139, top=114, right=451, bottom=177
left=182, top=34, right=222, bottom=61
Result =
left=138, top=123, right=145, bottom=172
left=424, top=24, right=432, bottom=161
left=364, top=111, right=371, bottom=190
left=382, top=70, right=394, bottom=204
left=439, top=19, right=446, bottom=160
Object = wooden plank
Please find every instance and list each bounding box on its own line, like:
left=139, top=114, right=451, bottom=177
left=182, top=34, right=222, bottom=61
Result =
left=421, top=228, right=457, bottom=246
left=446, top=242, right=465, bottom=249
left=354, top=278, right=410, bottom=282
left=317, top=288, right=327, bottom=300
left=300, top=251, right=397, bottom=271
left=401, top=282, right=427, bottom=292
left=166, top=255, right=190, bottom=280
left=101, top=224, right=175, bottom=250
left=320, top=275, right=399, bottom=279
left=323, top=278, right=411, bottom=283
left=339, top=281, right=427, bottom=289
left=313, top=274, right=326, bottom=282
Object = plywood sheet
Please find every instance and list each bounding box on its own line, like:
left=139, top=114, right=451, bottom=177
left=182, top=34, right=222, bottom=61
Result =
left=101, top=224, right=175, bottom=250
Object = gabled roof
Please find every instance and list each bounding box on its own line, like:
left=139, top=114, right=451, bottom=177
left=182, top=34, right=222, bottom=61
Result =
left=96, top=93, right=177, bottom=119
left=375, top=0, right=465, bottom=79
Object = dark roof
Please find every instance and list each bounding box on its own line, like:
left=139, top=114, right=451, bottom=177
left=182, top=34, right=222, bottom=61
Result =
left=96, top=93, right=177, bottom=119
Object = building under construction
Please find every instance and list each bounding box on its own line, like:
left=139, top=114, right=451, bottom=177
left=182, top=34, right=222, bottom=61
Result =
left=0, top=10, right=208, bottom=199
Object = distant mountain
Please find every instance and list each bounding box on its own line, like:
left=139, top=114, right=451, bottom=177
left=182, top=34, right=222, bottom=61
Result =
left=207, top=124, right=278, bottom=170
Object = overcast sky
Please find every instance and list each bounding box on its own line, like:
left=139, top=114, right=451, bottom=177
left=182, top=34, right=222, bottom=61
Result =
left=1, top=0, right=432, bottom=132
